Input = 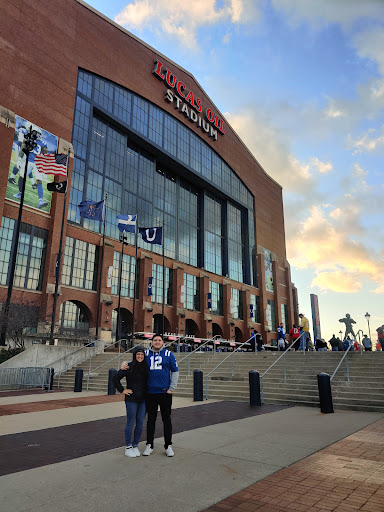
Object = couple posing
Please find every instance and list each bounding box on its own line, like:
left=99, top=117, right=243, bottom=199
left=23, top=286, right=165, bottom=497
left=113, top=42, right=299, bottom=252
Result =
left=113, top=334, right=179, bottom=458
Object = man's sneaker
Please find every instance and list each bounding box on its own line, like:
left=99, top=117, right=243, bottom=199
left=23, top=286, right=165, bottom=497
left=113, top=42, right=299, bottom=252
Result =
left=8, top=177, right=16, bottom=185
left=132, top=447, right=141, bottom=457
left=165, top=446, right=174, bottom=457
left=38, top=199, right=48, bottom=208
left=125, top=446, right=136, bottom=458
left=143, top=444, right=153, bottom=456
left=13, top=192, right=21, bottom=198
left=32, top=183, right=37, bottom=189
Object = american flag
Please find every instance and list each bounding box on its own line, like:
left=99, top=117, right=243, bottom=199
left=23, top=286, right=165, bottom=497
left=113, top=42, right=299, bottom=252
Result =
left=35, top=153, right=67, bottom=177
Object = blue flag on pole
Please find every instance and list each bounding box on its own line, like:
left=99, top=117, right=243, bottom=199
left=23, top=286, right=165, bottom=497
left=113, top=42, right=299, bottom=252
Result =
left=117, top=214, right=136, bottom=233
left=78, top=200, right=104, bottom=221
left=148, top=277, right=153, bottom=296
left=139, top=227, right=163, bottom=245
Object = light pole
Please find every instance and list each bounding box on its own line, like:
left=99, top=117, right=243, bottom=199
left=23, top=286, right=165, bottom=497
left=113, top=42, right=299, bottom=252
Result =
left=365, top=312, right=371, bottom=339
left=339, top=329, right=343, bottom=340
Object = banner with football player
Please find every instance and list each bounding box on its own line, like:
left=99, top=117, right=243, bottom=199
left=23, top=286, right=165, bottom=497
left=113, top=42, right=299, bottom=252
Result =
left=6, top=115, right=59, bottom=213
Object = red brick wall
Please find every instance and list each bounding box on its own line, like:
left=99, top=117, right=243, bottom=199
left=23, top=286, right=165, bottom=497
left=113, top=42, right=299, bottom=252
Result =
left=0, top=0, right=296, bottom=341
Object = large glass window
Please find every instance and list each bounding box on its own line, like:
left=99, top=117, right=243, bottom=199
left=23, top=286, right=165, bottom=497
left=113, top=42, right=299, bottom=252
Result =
left=231, top=288, right=243, bottom=320
left=209, top=281, right=223, bottom=316
left=183, top=273, right=200, bottom=311
left=0, top=217, right=47, bottom=291
left=152, top=264, right=172, bottom=305
left=281, top=303, right=288, bottom=332
left=267, top=299, right=276, bottom=332
left=62, top=237, right=97, bottom=290
left=205, top=194, right=222, bottom=275
left=59, top=301, right=89, bottom=334
left=250, top=294, right=261, bottom=324
left=228, top=203, right=244, bottom=283
left=70, top=70, right=259, bottom=286
left=111, top=252, right=137, bottom=298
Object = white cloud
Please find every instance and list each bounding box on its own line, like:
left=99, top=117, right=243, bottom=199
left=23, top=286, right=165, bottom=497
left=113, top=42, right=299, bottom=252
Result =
left=287, top=206, right=384, bottom=294
left=114, top=0, right=261, bottom=50
left=347, top=125, right=384, bottom=154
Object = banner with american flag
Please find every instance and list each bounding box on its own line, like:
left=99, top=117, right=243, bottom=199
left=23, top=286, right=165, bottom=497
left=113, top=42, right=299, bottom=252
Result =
left=35, top=153, right=67, bottom=177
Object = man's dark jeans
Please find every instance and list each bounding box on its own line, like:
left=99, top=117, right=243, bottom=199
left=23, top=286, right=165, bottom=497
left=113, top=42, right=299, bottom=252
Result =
left=146, top=393, right=172, bottom=449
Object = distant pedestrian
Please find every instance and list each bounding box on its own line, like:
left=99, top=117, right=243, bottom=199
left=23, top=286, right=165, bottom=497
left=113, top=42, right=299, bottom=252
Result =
left=342, top=336, right=352, bottom=351
left=249, top=330, right=256, bottom=352
left=298, top=313, right=309, bottom=351
left=377, top=325, right=384, bottom=351
left=289, top=324, right=301, bottom=350
left=255, top=330, right=263, bottom=352
left=316, top=338, right=327, bottom=351
left=329, top=334, right=339, bottom=351
left=362, top=335, right=372, bottom=351
left=277, top=323, right=286, bottom=351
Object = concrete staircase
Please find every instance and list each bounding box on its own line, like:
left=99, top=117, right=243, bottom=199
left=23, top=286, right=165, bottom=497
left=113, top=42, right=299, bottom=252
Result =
left=54, top=350, right=384, bottom=412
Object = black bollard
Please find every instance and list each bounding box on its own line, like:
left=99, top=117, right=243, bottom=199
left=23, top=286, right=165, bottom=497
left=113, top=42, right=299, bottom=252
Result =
left=193, top=369, right=204, bottom=401
left=108, top=368, right=117, bottom=395
left=249, top=370, right=262, bottom=406
left=317, top=372, right=334, bottom=413
left=74, top=368, right=83, bottom=392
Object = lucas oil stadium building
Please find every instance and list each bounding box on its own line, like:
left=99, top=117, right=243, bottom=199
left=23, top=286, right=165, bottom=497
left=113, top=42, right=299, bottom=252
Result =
left=0, top=0, right=299, bottom=346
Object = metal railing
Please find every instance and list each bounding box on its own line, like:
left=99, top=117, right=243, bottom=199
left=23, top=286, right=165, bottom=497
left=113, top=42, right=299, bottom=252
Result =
left=0, top=367, right=51, bottom=390
left=56, top=338, right=127, bottom=388
left=259, top=332, right=306, bottom=402
left=177, top=338, right=215, bottom=375
left=205, top=336, right=253, bottom=400
left=330, top=340, right=354, bottom=382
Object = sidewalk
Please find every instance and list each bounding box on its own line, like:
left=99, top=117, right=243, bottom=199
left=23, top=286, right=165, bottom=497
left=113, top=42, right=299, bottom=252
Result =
left=0, top=389, right=383, bottom=512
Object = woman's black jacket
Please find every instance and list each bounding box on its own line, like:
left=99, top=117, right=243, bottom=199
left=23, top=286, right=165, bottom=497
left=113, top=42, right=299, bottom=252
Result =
left=112, top=366, right=148, bottom=402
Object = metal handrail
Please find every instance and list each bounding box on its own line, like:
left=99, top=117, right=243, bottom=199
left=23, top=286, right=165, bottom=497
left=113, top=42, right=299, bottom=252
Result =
left=205, top=336, right=252, bottom=400
left=56, top=338, right=122, bottom=388
left=177, top=338, right=215, bottom=376
left=50, top=339, right=103, bottom=369
left=330, top=340, right=353, bottom=382
left=259, top=332, right=306, bottom=402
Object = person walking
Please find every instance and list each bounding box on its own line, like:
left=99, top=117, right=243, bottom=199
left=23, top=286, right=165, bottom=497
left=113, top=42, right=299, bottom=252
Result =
left=255, top=330, right=263, bottom=352
left=277, top=323, right=286, bottom=351
left=362, top=334, right=372, bottom=351
left=249, top=330, right=256, bottom=352
left=377, top=325, right=384, bottom=351
left=298, top=313, right=310, bottom=351
left=121, top=334, right=179, bottom=457
left=112, top=346, right=149, bottom=458
left=289, top=324, right=301, bottom=351
left=329, top=334, right=339, bottom=351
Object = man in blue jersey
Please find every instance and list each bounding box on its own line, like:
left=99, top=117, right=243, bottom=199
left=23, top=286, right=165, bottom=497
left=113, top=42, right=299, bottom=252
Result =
left=121, top=334, right=179, bottom=457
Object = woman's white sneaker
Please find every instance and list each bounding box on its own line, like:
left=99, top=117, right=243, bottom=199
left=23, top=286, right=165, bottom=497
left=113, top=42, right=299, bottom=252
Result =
left=125, top=447, right=136, bottom=457
left=132, top=447, right=141, bottom=457
left=143, top=444, right=153, bottom=456
left=165, top=446, right=174, bottom=457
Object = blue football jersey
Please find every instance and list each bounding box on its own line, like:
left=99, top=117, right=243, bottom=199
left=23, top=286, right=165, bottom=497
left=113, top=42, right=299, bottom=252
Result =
left=28, top=139, right=48, bottom=163
left=145, top=348, right=178, bottom=394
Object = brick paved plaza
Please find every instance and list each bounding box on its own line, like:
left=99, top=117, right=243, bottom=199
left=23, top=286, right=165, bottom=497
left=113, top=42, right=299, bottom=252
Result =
left=1, top=390, right=383, bottom=511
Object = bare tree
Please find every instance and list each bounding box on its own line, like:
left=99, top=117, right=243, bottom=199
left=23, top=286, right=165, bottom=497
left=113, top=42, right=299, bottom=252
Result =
left=0, top=303, right=39, bottom=348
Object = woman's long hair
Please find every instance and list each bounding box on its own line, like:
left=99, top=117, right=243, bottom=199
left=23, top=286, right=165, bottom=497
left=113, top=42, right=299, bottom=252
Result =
left=130, top=348, right=149, bottom=376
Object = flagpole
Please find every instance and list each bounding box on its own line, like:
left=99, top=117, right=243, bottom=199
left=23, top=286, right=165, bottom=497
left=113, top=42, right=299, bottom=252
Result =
left=116, top=232, right=125, bottom=343
left=0, top=127, right=35, bottom=346
left=49, top=155, right=70, bottom=345
left=131, top=214, right=139, bottom=349
left=96, top=194, right=107, bottom=340
left=162, top=171, right=166, bottom=337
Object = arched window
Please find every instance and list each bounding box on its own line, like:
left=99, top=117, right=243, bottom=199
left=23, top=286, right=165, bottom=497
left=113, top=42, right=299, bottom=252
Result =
left=59, top=301, right=89, bottom=335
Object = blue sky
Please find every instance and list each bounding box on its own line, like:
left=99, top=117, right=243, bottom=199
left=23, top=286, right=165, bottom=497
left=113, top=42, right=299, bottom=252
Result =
left=87, top=0, right=384, bottom=342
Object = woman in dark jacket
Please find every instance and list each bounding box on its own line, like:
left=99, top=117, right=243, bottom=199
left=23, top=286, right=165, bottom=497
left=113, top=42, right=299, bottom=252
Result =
left=112, top=346, right=149, bottom=458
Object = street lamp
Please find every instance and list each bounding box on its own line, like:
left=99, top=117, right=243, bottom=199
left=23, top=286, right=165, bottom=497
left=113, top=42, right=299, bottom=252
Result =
left=339, top=330, right=343, bottom=339
left=365, top=312, right=371, bottom=339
